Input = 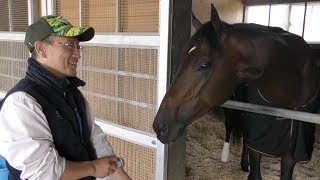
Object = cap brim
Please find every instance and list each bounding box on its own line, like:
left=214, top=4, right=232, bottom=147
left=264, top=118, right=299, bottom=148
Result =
left=56, top=26, right=95, bottom=42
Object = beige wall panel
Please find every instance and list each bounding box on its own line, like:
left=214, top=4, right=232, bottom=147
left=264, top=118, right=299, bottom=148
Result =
left=56, top=0, right=80, bottom=26
left=0, top=41, right=29, bottom=58
left=107, top=136, right=155, bottom=180
left=11, top=61, right=27, bottom=78
left=9, top=42, right=29, bottom=59
left=86, top=17, right=116, bottom=32
left=81, top=71, right=116, bottom=96
left=82, top=46, right=117, bottom=69
left=85, top=94, right=119, bottom=122
left=118, top=102, right=155, bottom=133
left=0, top=60, right=10, bottom=75
left=121, top=16, right=159, bottom=32
left=121, top=0, right=159, bottom=32
left=0, top=2, right=9, bottom=31
left=118, top=48, right=158, bottom=75
left=84, top=0, right=116, bottom=32
left=11, top=0, right=28, bottom=32
left=0, top=42, right=28, bottom=78
left=122, top=1, right=159, bottom=16
left=85, top=93, right=155, bottom=131
left=0, top=41, right=28, bottom=92
left=86, top=0, right=115, bottom=17
left=192, top=0, right=243, bottom=33
left=0, top=77, right=19, bottom=92
left=118, top=76, right=156, bottom=104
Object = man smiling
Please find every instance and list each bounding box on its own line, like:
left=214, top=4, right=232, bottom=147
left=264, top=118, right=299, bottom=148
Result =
left=0, top=15, right=131, bottom=180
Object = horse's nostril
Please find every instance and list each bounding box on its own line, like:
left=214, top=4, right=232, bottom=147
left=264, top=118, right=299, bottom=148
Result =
left=159, top=123, right=168, bottom=137
left=154, top=121, right=168, bottom=138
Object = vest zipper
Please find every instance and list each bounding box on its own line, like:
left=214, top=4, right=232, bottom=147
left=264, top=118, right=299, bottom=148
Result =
left=74, top=108, right=84, bottom=143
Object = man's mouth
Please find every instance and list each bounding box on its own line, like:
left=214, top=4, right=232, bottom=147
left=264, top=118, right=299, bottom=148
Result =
left=68, top=61, right=77, bottom=68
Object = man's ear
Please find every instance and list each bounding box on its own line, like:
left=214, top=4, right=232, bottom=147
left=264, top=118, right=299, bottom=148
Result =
left=34, top=41, right=47, bottom=58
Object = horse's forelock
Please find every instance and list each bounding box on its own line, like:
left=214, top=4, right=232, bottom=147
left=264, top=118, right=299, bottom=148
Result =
left=188, top=22, right=220, bottom=53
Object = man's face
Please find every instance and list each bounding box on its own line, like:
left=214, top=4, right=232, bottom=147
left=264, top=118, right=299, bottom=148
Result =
left=41, top=36, right=81, bottom=78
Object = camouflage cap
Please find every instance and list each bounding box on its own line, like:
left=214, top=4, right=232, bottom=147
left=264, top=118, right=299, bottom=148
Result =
left=24, top=15, right=95, bottom=52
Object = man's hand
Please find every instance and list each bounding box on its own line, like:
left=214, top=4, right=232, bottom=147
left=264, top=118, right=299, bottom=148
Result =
left=92, top=156, right=119, bottom=177
left=61, top=155, right=119, bottom=180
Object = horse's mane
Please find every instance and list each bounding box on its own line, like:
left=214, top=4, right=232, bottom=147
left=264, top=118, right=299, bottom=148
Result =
left=231, top=23, right=285, bottom=34
left=189, top=21, right=289, bottom=50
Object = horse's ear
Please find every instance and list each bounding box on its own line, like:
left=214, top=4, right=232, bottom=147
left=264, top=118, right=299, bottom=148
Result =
left=192, top=12, right=202, bottom=30
left=210, top=3, right=221, bottom=33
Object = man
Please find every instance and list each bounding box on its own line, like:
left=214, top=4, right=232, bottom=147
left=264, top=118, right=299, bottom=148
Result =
left=0, top=15, right=131, bottom=180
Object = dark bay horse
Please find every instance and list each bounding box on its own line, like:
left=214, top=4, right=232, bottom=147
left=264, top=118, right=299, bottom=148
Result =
left=153, top=3, right=320, bottom=180
left=193, top=13, right=251, bottom=172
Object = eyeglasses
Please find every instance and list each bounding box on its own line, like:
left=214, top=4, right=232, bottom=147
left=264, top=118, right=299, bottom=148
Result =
left=49, top=41, right=82, bottom=51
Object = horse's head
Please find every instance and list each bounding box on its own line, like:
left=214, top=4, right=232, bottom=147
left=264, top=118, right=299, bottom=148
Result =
left=153, top=4, right=264, bottom=143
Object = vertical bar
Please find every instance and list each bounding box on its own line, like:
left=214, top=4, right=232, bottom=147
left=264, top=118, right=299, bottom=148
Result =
left=268, top=4, right=271, bottom=26
left=157, top=0, right=170, bottom=179
left=27, top=0, right=34, bottom=24
left=8, top=0, right=12, bottom=31
left=79, top=0, right=83, bottom=63
left=41, top=0, right=47, bottom=16
left=115, top=1, right=120, bottom=124
left=302, top=1, right=307, bottom=38
left=115, top=0, right=120, bottom=122
left=116, top=47, right=120, bottom=122
left=28, top=0, right=38, bottom=57
left=242, top=5, right=246, bottom=23
left=166, top=1, right=191, bottom=179
left=116, top=0, right=120, bottom=32
left=79, top=0, right=83, bottom=26
left=47, top=0, right=53, bottom=15
left=287, top=4, right=292, bottom=31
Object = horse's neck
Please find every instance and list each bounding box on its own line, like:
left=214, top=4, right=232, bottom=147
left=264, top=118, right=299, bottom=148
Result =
left=252, top=66, right=319, bottom=109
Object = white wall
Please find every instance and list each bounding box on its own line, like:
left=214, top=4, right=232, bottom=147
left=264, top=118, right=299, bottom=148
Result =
left=192, top=0, right=243, bottom=33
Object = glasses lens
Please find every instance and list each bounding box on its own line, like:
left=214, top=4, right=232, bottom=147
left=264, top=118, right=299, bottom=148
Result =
left=76, top=45, right=82, bottom=50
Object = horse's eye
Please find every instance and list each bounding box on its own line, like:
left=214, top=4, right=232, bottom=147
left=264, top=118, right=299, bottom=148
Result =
left=198, top=62, right=211, bottom=72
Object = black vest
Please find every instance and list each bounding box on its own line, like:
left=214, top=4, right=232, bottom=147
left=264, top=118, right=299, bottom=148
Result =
left=0, top=58, right=97, bottom=180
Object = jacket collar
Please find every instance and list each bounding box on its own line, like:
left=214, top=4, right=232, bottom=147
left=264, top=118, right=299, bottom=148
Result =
left=26, top=58, right=85, bottom=94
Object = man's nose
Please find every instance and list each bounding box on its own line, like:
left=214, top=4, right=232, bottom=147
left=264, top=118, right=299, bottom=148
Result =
left=72, top=49, right=81, bottom=59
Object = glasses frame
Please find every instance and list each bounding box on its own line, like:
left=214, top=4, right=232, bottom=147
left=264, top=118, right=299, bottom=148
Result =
left=49, top=41, right=82, bottom=51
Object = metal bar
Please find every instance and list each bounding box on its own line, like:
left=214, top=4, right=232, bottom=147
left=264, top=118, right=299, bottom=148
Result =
left=0, top=33, right=24, bottom=41
left=221, top=100, right=320, bottom=124
left=47, top=0, right=53, bottom=15
left=287, top=4, right=292, bottom=31
left=268, top=4, right=271, bottom=26
left=302, top=1, right=307, bottom=38
left=157, top=0, right=171, bottom=179
left=79, top=66, right=157, bottom=80
left=0, top=56, right=26, bottom=62
left=8, top=0, right=12, bottom=32
left=81, top=90, right=156, bottom=110
left=88, top=34, right=159, bottom=47
left=0, top=73, right=22, bottom=80
left=27, top=0, right=34, bottom=25
left=95, top=119, right=157, bottom=149
left=79, top=0, right=83, bottom=26
left=116, top=0, right=120, bottom=32
left=41, top=0, right=47, bottom=16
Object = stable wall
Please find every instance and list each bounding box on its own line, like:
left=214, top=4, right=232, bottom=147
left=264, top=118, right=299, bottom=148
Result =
left=192, top=0, right=243, bottom=33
